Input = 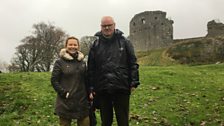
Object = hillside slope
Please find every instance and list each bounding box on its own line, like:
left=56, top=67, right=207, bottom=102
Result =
left=165, top=36, right=224, bottom=64
left=1, top=64, right=224, bottom=125
left=138, top=36, right=224, bottom=65
left=137, top=48, right=177, bottom=66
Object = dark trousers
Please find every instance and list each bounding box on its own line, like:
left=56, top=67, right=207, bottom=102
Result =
left=89, top=104, right=97, bottom=126
left=98, top=92, right=130, bottom=126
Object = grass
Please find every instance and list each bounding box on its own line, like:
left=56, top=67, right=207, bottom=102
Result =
left=0, top=72, right=57, bottom=125
left=137, top=49, right=177, bottom=66
left=1, top=64, right=224, bottom=125
left=130, top=64, right=224, bottom=125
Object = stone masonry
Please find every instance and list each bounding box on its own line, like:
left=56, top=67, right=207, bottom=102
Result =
left=129, top=11, right=173, bottom=51
left=206, top=20, right=224, bottom=37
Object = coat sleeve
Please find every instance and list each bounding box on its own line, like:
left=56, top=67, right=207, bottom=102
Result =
left=125, top=39, right=140, bottom=88
left=51, top=60, right=67, bottom=98
left=83, top=61, right=90, bottom=94
left=87, top=44, right=96, bottom=92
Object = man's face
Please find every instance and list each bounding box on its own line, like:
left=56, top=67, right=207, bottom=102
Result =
left=101, top=17, right=115, bottom=37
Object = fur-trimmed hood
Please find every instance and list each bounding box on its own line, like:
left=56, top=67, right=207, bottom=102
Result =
left=59, top=48, right=84, bottom=61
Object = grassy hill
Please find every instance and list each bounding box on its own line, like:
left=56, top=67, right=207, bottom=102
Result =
left=136, top=48, right=178, bottom=66
left=137, top=36, right=224, bottom=66
left=1, top=64, right=224, bottom=125
left=165, top=36, right=224, bottom=65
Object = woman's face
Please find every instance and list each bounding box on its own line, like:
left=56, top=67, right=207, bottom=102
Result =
left=66, top=39, right=79, bottom=54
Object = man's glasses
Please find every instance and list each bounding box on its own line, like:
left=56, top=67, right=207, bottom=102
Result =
left=101, top=24, right=114, bottom=28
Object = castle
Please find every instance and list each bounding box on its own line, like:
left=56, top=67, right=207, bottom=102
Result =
left=129, top=11, right=224, bottom=52
left=80, top=11, right=224, bottom=53
left=129, top=11, right=173, bottom=51
left=206, top=20, right=224, bottom=37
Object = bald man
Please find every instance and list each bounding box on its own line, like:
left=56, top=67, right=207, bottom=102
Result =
left=88, top=16, right=140, bottom=126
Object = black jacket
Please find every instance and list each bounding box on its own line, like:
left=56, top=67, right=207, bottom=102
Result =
left=87, top=29, right=140, bottom=94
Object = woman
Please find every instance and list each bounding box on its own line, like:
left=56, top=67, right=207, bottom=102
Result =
left=51, top=36, right=90, bottom=126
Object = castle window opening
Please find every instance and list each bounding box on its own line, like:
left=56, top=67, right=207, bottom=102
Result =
left=133, top=22, right=136, bottom=26
left=141, top=18, right=146, bottom=24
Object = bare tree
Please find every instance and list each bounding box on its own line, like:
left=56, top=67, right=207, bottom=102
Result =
left=32, top=22, right=67, bottom=71
left=8, top=62, right=20, bottom=72
left=11, top=36, right=40, bottom=72
left=80, top=36, right=96, bottom=55
left=0, top=60, right=9, bottom=72
left=11, top=22, right=67, bottom=72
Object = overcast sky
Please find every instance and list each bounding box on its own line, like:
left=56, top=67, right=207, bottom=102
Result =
left=0, top=0, right=223, bottom=63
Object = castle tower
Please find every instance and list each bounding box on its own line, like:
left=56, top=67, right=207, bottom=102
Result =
left=206, top=20, right=224, bottom=37
left=129, top=11, right=174, bottom=51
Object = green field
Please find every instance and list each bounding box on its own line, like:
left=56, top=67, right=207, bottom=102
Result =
left=1, top=64, right=224, bottom=125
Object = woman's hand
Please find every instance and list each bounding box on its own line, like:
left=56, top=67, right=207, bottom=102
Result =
left=89, top=92, right=95, bottom=100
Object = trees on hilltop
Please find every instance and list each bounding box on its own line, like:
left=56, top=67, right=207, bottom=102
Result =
left=9, top=22, right=68, bottom=72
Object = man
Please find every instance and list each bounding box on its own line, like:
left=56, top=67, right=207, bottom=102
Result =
left=88, top=16, right=140, bottom=126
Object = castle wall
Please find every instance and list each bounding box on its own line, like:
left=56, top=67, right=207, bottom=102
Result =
left=207, top=20, right=224, bottom=37
left=129, top=11, right=173, bottom=51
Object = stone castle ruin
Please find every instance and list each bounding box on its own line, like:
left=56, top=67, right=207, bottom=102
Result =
left=80, top=11, right=224, bottom=54
left=206, top=20, right=224, bottom=37
left=129, top=11, right=174, bottom=51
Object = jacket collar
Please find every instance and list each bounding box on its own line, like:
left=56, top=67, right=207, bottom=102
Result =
left=59, top=48, right=84, bottom=61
